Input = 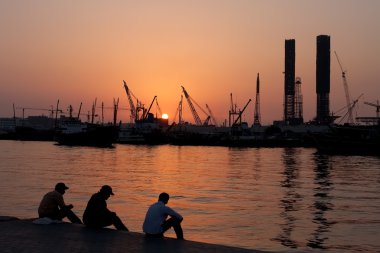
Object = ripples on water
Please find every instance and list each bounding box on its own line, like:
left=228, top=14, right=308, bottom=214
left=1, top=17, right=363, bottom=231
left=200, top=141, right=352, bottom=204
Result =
left=0, top=140, right=379, bottom=252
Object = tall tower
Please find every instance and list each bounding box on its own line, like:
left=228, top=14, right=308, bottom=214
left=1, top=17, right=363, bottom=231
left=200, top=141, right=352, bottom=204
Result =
left=284, top=39, right=295, bottom=123
left=316, top=35, right=331, bottom=124
left=253, top=73, right=261, bottom=126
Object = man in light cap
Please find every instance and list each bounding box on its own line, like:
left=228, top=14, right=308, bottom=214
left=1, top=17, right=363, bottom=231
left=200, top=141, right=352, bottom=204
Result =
left=83, top=185, right=129, bottom=231
left=38, top=182, right=82, bottom=224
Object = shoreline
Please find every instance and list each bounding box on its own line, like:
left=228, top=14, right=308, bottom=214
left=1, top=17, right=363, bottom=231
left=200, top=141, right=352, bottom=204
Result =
left=0, top=216, right=273, bottom=253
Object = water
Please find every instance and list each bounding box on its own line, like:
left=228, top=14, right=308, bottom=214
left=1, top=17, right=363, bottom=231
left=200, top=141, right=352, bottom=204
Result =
left=0, top=140, right=379, bottom=252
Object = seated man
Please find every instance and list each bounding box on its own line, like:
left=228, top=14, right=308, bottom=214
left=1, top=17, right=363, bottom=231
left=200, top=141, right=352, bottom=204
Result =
left=83, top=185, right=129, bottom=231
left=38, top=182, right=82, bottom=224
left=143, top=192, right=183, bottom=239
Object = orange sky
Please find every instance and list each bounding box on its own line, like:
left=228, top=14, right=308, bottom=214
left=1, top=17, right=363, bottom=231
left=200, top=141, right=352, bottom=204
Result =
left=1, top=1, right=379, bottom=125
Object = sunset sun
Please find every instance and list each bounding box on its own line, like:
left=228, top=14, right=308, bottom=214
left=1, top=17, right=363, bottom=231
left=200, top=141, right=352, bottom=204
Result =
left=162, top=113, right=169, bottom=119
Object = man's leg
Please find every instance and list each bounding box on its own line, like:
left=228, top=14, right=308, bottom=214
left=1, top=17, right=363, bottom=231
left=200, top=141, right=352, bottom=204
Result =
left=111, top=213, right=129, bottom=231
left=64, top=209, right=83, bottom=224
left=162, top=217, right=183, bottom=239
left=59, top=207, right=82, bottom=224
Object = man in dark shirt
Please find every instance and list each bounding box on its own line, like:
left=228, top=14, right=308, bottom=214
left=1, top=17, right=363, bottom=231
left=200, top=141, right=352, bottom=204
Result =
left=38, top=182, right=82, bottom=224
left=83, top=185, right=129, bottom=231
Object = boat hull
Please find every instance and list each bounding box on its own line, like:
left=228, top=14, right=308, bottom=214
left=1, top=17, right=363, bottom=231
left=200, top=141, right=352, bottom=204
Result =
left=55, top=124, right=119, bottom=147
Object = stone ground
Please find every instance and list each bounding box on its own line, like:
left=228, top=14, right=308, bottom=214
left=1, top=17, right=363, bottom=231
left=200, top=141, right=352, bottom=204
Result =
left=0, top=216, right=273, bottom=253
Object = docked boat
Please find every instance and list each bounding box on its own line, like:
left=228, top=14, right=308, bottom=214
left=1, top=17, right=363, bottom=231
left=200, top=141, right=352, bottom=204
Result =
left=312, top=124, right=380, bottom=156
left=55, top=117, right=119, bottom=147
left=118, top=123, right=146, bottom=144
left=0, top=115, right=56, bottom=141
left=166, top=124, right=227, bottom=146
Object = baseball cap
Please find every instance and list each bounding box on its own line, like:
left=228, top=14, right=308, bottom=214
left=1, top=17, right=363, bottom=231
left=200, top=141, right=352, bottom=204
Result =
left=100, top=185, right=114, bottom=195
left=55, top=182, right=69, bottom=191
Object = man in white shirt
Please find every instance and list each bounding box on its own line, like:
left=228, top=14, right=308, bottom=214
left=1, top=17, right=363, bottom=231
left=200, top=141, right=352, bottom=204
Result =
left=142, top=192, right=184, bottom=239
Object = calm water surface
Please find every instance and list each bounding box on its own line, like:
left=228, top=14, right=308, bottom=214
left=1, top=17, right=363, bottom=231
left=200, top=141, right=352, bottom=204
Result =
left=0, top=140, right=379, bottom=252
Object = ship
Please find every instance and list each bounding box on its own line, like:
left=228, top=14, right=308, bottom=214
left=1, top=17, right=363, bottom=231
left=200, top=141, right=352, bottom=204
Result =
left=117, top=113, right=169, bottom=145
left=55, top=116, right=119, bottom=147
left=0, top=115, right=56, bottom=141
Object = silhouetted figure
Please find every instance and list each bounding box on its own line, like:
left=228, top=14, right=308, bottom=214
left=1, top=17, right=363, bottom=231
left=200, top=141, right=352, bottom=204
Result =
left=143, top=192, right=183, bottom=239
left=83, top=185, right=129, bottom=231
left=38, top=182, right=82, bottom=224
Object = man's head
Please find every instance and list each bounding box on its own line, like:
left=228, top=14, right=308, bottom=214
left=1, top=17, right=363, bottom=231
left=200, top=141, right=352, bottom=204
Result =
left=55, top=182, right=69, bottom=194
left=158, top=192, right=170, bottom=204
left=100, top=185, right=114, bottom=199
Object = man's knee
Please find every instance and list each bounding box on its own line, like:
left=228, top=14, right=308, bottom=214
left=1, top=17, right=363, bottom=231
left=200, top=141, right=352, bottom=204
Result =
left=172, top=217, right=183, bottom=224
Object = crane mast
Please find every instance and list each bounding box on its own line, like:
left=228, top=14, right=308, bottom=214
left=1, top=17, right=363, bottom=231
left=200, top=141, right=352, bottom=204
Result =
left=113, top=98, right=119, bottom=125
left=181, top=86, right=202, bottom=125
left=179, top=95, right=183, bottom=124
left=91, top=98, right=97, bottom=124
left=335, top=51, right=354, bottom=124
left=229, top=93, right=240, bottom=127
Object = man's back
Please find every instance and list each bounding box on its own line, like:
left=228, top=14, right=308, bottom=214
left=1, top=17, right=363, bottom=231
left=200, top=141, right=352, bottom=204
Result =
left=143, top=201, right=182, bottom=234
left=83, top=192, right=109, bottom=224
left=38, top=190, right=64, bottom=218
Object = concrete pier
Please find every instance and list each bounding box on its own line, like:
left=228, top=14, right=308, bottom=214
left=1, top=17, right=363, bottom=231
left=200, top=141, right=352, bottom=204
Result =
left=0, top=216, right=272, bottom=253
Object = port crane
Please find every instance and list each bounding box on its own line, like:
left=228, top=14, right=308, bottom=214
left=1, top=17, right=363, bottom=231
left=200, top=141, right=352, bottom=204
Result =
left=335, top=51, right=354, bottom=124
left=229, top=93, right=238, bottom=127
left=229, top=93, right=251, bottom=127
left=123, top=80, right=146, bottom=122
left=123, top=80, right=136, bottom=122
left=172, top=95, right=184, bottom=124
left=113, top=98, right=119, bottom=125
left=181, top=86, right=211, bottom=126
left=91, top=98, right=98, bottom=124
left=233, top=99, right=252, bottom=125
left=144, top=95, right=157, bottom=120
left=155, top=97, right=163, bottom=118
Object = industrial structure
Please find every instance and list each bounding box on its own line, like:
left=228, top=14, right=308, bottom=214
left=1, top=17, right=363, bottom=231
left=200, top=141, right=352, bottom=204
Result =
left=284, top=39, right=296, bottom=123
left=316, top=35, right=331, bottom=124
left=283, top=39, right=303, bottom=125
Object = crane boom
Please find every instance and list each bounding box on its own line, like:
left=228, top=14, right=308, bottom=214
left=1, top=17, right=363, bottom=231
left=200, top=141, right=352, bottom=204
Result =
left=334, top=51, right=354, bottom=124
left=364, top=101, right=380, bottom=118
left=364, top=101, right=379, bottom=107
left=123, top=80, right=136, bottom=122
left=77, top=102, right=82, bottom=119
left=206, top=104, right=218, bottom=126
left=144, top=96, right=157, bottom=119
left=233, top=99, right=252, bottom=125
left=155, top=97, right=162, bottom=117
left=181, top=86, right=202, bottom=125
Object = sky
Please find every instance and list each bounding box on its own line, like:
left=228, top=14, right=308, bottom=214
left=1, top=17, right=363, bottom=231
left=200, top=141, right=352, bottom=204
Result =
left=1, top=0, right=379, bottom=125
